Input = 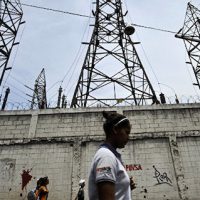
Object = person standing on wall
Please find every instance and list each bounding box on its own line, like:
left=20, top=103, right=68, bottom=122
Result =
left=88, top=111, right=136, bottom=200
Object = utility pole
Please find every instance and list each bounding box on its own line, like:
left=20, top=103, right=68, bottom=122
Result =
left=1, top=87, right=10, bottom=110
left=0, top=0, right=24, bottom=86
left=175, top=3, right=200, bottom=89
left=61, top=94, right=67, bottom=108
left=71, top=0, right=158, bottom=108
left=31, top=68, right=47, bottom=109
left=57, top=86, right=63, bottom=108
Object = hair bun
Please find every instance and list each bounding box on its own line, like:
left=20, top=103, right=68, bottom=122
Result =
left=102, top=111, right=118, bottom=120
left=102, top=111, right=109, bottom=119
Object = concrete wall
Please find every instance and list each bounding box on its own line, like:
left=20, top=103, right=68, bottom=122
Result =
left=0, top=104, right=200, bottom=200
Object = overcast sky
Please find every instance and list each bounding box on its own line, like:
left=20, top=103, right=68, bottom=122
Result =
left=1, top=0, right=200, bottom=109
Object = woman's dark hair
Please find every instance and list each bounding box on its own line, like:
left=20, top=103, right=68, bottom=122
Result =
left=39, top=176, right=49, bottom=186
left=36, top=178, right=42, bottom=189
left=103, top=111, right=130, bottom=137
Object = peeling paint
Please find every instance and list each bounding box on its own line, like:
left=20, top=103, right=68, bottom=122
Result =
left=0, top=158, right=15, bottom=182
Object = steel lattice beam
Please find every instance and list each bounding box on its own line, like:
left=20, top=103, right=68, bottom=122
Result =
left=175, top=3, right=200, bottom=89
left=0, top=0, right=23, bottom=86
left=71, top=0, right=157, bottom=108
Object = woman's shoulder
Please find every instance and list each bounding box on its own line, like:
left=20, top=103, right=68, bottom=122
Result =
left=95, top=147, right=116, bottom=159
left=39, top=186, right=48, bottom=192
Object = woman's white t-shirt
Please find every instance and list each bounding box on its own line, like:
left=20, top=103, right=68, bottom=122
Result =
left=88, top=146, right=132, bottom=200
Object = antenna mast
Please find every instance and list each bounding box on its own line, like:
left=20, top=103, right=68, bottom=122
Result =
left=71, top=0, right=157, bottom=108
left=0, top=0, right=24, bottom=86
left=175, top=3, right=200, bottom=89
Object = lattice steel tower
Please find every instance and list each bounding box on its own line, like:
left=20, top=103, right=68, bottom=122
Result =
left=31, top=68, right=47, bottom=109
left=71, top=0, right=157, bottom=108
left=176, top=3, right=200, bottom=89
left=0, top=0, right=24, bottom=86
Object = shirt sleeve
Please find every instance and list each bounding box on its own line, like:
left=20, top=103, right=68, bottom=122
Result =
left=94, top=154, right=117, bottom=183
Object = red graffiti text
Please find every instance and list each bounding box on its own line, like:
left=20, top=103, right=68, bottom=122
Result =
left=125, top=164, right=142, bottom=171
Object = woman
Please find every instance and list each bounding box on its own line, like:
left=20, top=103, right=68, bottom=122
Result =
left=27, top=178, right=42, bottom=200
left=88, top=111, right=136, bottom=200
left=75, top=179, right=85, bottom=200
left=37, top=177, right=49, bottom=200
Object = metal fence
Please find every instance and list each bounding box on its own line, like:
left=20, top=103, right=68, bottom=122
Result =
left=1, top=96, right=200, bottom=111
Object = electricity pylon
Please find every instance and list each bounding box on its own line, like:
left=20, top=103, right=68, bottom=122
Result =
left=71, top=0, right=158, bottom=108
left=31, top=68, right=47, bottom=109
left=0, top=0, right=24, bottom=86
left=175, top=3, right=200, bottom=89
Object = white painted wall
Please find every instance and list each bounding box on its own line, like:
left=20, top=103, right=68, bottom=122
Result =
left=0, top=104, right=200, bottom=199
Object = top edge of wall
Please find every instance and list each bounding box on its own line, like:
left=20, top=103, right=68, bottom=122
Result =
left=0, top=103, right=200, bottom=116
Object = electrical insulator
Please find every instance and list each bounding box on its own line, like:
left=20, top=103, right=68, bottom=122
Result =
left=160, top=93, right=166, bottom=104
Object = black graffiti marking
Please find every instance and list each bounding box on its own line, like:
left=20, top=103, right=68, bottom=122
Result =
left=153, top=165, right=172, bottom=186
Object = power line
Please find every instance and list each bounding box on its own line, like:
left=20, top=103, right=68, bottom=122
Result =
left=136, top=32, right=162, bottom=92
left=21, top=3, right=91, bottom=18
left=184, top=51, right=199, bottom=96
left=21, top=2, right=177, bottom=34
left=6, top=88, right=29, bottom=101
left=61, top=2, right=93, bottom=96
left=123, top=0, right=176, bottom=34
left=6, top=82, right=27, bottom=95
left=62, top=15, right=92, bottom=93
left=9, top=74, right=27, bottom=86
left=123, top=0, right=162, bottom=93
left=48, top=92, right=58, bottom=102
left=47, top=81, right=62, bottom=93
left=132, top=23, right=176, bottom=34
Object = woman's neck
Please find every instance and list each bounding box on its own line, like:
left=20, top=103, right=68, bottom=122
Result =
left=104, top=139, right=116, bottom=149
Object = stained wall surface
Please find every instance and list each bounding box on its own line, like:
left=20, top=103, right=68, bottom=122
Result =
left=0, top=104, right=200, bottom=200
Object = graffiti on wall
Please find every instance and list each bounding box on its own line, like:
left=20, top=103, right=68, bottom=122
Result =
left=125, top=164, right=142, bottom=171
left=153, top=165, right=172, bottom=186
left=21, top=169, right=32, bottom=190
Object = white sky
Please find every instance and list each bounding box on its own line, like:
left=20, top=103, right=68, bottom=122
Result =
left=1, top=0, right=200, bottom=108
